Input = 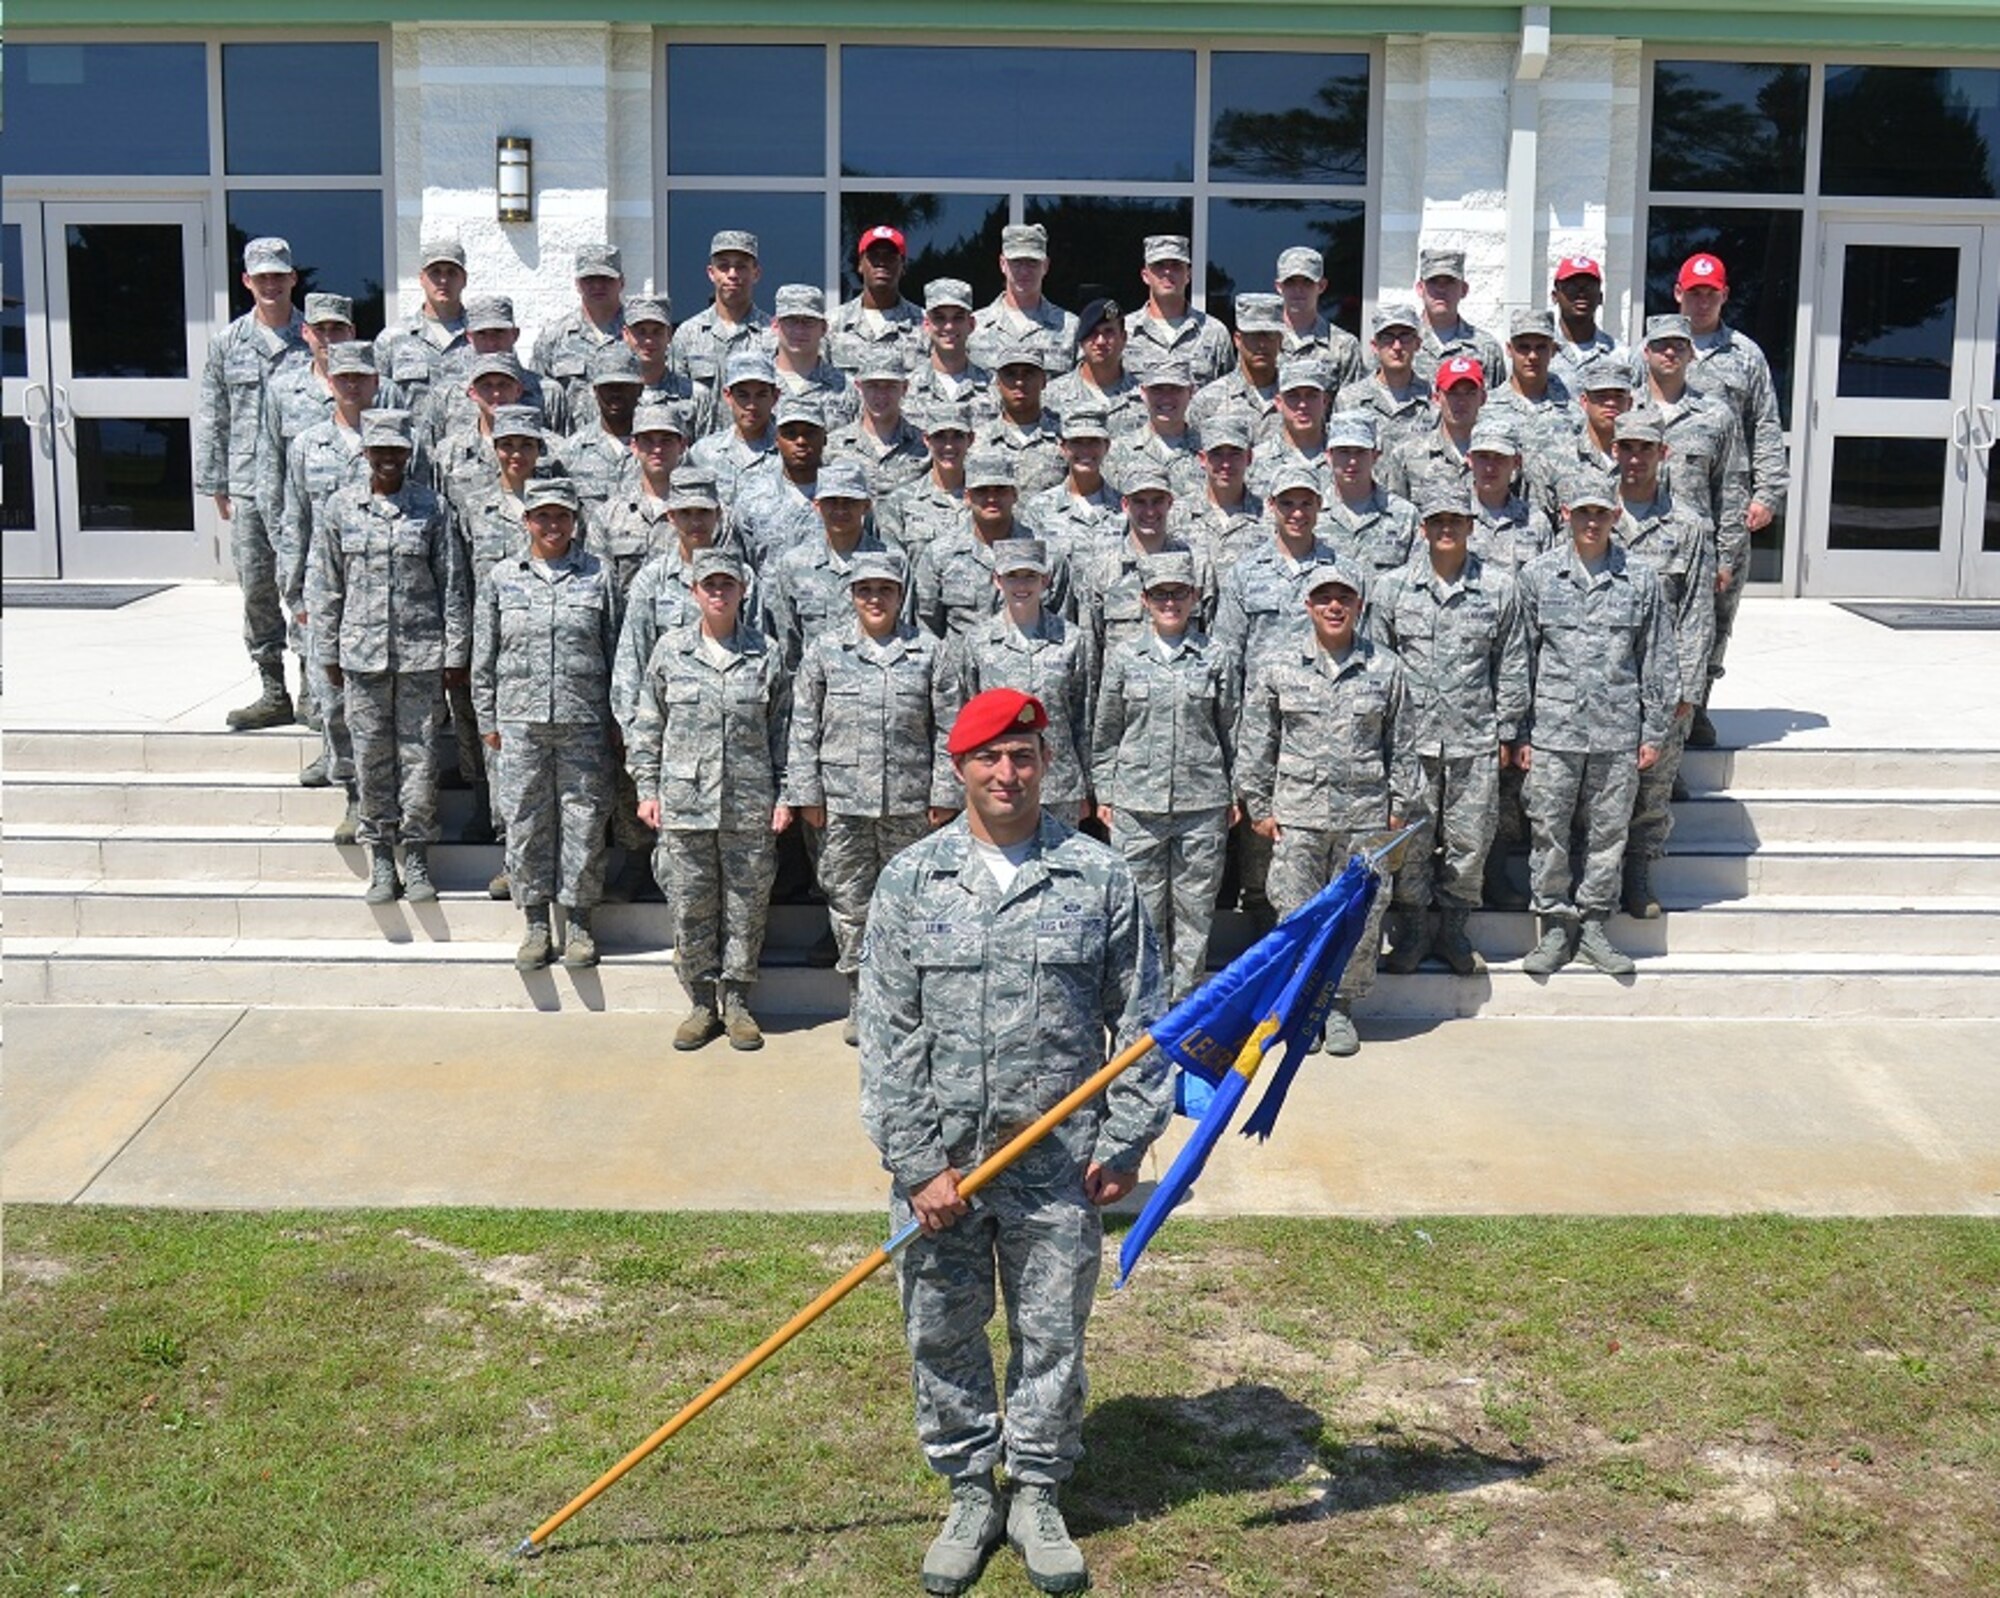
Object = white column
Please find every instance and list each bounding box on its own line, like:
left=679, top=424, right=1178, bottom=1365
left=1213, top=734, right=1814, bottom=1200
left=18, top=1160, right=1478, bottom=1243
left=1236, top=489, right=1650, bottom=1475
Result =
left=1535, top=38, right=1644, bottom=341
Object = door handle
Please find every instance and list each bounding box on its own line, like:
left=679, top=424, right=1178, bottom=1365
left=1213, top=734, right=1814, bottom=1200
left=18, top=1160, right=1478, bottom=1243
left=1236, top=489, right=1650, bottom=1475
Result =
left=49, top=383, right=74, bottom=432
left=1974, top=403, right=1998, bottom=455
left=20, top=381, right=56, bottom=458
left=1952, top=405, right=1972, bottom=452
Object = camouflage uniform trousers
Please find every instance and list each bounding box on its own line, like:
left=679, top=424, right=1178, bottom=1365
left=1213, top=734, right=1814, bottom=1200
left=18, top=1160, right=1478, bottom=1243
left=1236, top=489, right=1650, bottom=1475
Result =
left=343, top=669, right=442, bottom=847
left=1230, top=819, right=1275, bottom=925
left=1628, top=707, right=1694, bottom=862
left=1525, top=750, right=1640, bottom=921
left=660, top=825, right=777, bottom=999
left=1111, top=806, right=1227, bottom=1003
left=1391, top=754, right=1499, bottom=912
left=232, top=501, right=289, bottom=669
left=816, top=812, right=932, bottom=976
left=891, top=1140, right=1101, bottom=1487
left=1268, top=826, right=1389, bottom=998
left=302, top=621, right=353, bottom=786
left=498, top=722, right=613, bottom=908
left=1707, top=578, right=1744, bottom=693
left=445, top=676, right=504, bottom=837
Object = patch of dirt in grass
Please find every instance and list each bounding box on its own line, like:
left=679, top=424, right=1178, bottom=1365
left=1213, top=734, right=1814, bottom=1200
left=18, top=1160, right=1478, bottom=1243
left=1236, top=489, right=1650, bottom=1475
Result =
left=3, top=1253, right=74, bottom=1286
left=395, top=1230, right=602, bottom=1325
left=806, top=1241, right=872, bottom=1271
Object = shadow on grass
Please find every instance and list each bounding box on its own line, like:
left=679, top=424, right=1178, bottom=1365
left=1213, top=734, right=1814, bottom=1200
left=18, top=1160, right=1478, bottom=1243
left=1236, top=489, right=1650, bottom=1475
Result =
left=527, top=1506, right=934, bottom=1556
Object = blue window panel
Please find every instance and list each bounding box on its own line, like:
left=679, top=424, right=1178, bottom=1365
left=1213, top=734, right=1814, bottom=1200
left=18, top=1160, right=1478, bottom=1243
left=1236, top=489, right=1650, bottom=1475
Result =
left=668, top=46, right=825, bottom=177
left=0, top=43, right=208, bottom=175
left=223, top=43, right=382, bottom=176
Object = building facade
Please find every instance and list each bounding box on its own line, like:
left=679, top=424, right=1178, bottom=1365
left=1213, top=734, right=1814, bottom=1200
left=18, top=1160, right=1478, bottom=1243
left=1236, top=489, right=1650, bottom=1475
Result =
left=4, top=1, right=1996, bottom=596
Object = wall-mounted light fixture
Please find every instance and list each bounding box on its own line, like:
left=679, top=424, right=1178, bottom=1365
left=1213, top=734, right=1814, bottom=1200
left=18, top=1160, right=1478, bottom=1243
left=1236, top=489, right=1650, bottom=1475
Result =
left=497, top=136, right=532, bottom=223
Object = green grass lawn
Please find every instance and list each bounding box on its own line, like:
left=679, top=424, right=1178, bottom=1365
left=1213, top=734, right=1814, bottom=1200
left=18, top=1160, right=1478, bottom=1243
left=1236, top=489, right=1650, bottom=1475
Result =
left=5, top=1210, right=1997, bottom=1596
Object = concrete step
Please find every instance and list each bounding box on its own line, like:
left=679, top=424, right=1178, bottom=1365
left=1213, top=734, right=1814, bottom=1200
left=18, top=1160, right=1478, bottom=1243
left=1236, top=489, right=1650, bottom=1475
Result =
left=9, top=934, right=1997, bottom=1019
left=8, top=879, right=1998, bottom=958
left=1665, top=793, right=2000, bottom=847
left=1678, top=746, right=2000, bottom=792
left=4, top=726, right=326, bottom=778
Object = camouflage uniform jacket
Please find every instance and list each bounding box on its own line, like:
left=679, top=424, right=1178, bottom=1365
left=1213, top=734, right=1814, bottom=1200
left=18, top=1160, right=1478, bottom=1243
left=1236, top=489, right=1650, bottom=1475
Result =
left=1104, top=428, right=1206, bottom=501
left=877, top=473, right=965, bottom=560
left=1283, top=317, right=1368, bottom=392
left=1412, top=317, right=1508, bottom=389
left=973, top=411, right=1067, bottom=496
left=857, top=811, right=1168, bottom=1189
left=1655, top=386, right=1753, bottom=578
left=595, top=489, right=678, bottom=596
left=1321, top=486, right=1420, bottom=580
left=1517, top=541, right=1675, bottom=754
left=775, top=358, right=860, bottom=430
left=311, top=479, right=470, bottom=675
left=430, top=420, right=507, bottom=521
left=1043, top=367, right=1149, bottom=438
left=764, top=532, right=889, bottom=672
left=1377, top=428, right=1474, bottom=504
left=196, top=309, right=308, bottom=497
left=912, top=522, right=1077, bottom=641
left=968, top=297, right=1079, bottom=377
left=1188, top=369, right=1277, bottom=433
left=458, top=485, right=532, bottom=592
left=257, top=362, right=336, bottom=530
left=1244, top=431, right=1332, bottom=501
left=1616, top=494, right=1717, bottom=704
left=567, top=371, right=695, bottom=438
left=902, top=360, right=998, bottom=427
left=1523, top=429, right=1617, bottom=529
left=1211, top=533, right=1340, bottom=671
left=824, top=415, right=931, bottom=500
left=942, top=610, right=1099, bottom=807
left=1369, top=553, right=1531, bottom=757
left=611, top=542, right=762, bottom=732
left=685, top=426, right=776, bottom=510
left=1470, top=493, right=1553, bottom=578
left=531, top=307, right=628, bottom=411
left=1073, top=530, right=1215, bottom=658
left=730, top=464, right=822, bottom=567
left=552, top=428, right=641, bottom=518
left=1176, top=490, right=1266, bottom=574
left=786, top=619, right=956, bottom=815
left=1334, top=374, right=1437, bottom=459
left=1024, top=481, right=1122, bottom=558
left=1124, top=307, right=1235, bottom=387
left=826, top=294, right=926, bottom=373
left=374, top=313, right=469, bottom=409
left=1238, top=634, right=1420, bottom=831
left=1687, top=324, right=1788, bottom=516
left=421, top=364, right=567, bottom=458
left=473, top=547, right=622, bottom=731
left=1089, top=629, right=1239, bottom=813
left=1482, top=380, right=1584, bottom=461
left=1552, top=329, right=1640, bottom=395
left=669, top=302, right=772, bottom=433
left=627, top=623, right=789, bottom=829
left=277, top=415, right=367, bottom=613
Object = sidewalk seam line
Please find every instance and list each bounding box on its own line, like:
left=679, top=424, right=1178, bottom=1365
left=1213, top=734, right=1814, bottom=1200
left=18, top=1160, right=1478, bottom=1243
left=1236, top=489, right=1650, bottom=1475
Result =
left=68, top=1006, right=252, bottom=1205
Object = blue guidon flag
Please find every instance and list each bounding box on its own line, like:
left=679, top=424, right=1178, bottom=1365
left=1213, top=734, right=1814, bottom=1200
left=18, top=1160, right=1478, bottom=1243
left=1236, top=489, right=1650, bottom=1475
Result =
left=1115, top=848, right=1396, bottom=1287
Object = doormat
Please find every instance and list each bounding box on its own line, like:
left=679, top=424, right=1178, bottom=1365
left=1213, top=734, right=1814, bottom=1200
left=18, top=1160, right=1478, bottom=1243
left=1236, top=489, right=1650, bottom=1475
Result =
left=3, top=583, right=172, bottom=610
left=1837, top=602, right=2000, bottom=631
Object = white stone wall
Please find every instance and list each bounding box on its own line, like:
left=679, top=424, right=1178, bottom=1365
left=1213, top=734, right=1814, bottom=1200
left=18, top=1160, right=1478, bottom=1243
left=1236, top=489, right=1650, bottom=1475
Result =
left=1536, top=39, right=1644, bottom=343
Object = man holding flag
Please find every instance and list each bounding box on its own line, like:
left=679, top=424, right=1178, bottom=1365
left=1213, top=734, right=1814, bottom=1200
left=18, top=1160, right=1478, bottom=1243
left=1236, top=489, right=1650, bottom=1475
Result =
left=858, top=687, right=1169, bottom=1596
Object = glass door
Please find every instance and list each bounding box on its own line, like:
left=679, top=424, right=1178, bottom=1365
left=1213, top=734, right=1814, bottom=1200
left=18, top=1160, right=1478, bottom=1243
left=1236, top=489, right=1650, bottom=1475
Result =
left=1804, top=221, right=2000, bottom=598
left=1, top=200, right=214, bottom=580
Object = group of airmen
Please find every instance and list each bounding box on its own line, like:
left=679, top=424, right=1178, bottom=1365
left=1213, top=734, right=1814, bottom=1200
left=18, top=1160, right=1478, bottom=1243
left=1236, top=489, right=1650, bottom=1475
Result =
left=194, top=220, right=1787, bottom=1055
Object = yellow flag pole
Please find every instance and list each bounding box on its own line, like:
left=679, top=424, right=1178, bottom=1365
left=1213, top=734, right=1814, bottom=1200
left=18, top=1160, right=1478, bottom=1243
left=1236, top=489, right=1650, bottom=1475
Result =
left=516, top=1029, right=1161, bottom=1558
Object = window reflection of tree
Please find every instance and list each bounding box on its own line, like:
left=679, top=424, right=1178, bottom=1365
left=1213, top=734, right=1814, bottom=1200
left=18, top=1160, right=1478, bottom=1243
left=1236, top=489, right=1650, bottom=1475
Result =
left=1027, top=197, right=1193, bottom=315
left=226, top=221, right=386, bottom=340
left=1823, top=67, right=1998, bottom=201
left=837, top=194, right=1008, bottom=303
left=1644, top=207, right=1801, bottom=425
left=1209, top=72, right=1368, bottom=186
left=1649, top=63, right=1807, bottom=194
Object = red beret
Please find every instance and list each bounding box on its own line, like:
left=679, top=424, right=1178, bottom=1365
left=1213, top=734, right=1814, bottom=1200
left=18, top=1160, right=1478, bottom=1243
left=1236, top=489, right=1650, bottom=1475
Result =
left=948, top=688, right=1049, bottom=756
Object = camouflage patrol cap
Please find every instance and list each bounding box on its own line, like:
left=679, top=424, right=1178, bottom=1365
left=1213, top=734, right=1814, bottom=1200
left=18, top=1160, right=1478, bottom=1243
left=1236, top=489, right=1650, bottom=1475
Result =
left=1416, top=477, right=1476, bottom=521
left=1578, top=357, right=1636, bottom=395
left=774, top=284, right=828, bottom=321
left=1000, top=224, right=1049, bottom=261
left=464, top=294, right=517, bottom=332
left=1561, top=468, right=1620, bottom=510
left=1060, top=406, right=1112, bottom=442
left=1614, top=407, right=1668, bottom=445
left=1139, top=550, right=1198, bottom=592
left=1267, top=462, right=1327, bottom=500
left=1325, top=410, right=1379, bottom=451
left=947, top=688, right=1048, bottom=756
left=631, top=401, right=688, bottom=437
left=588, top=345, right=645, bottom=388
left=853, top=350, right=909, bottom=384
left=523, top=478, right=581, bottom=514
left=992, top=537, right=1049, bottom=575
left=1139, top=356, right=1195, bottom=390
left=469, top=351, right=527, bottom=385
left=324, top=342, right=378, bottom=378
left=1418, top=247, right=1467, bottom=282
left=1467, top=417, right=1522, bottom=456
left=1371, top=299, right=1422, bottom=335
left=623, top=293, right=671, bottom=326
left=242, top=237, right=293, bottom=274
left=846, top=549, right=909, bottom=589
left=1644, top=313, right=1695, bottom=346
left=490, top=404, right=545, bottom=442
left=963, top=450, right=1017, bottom=490
left=1233, top=293, right=1286, bottom=333
left=359, top=410, right=414, bottom=450
left=924, top=278, right=975, bottom=312
left=1276, top=246, right=1325, bottom=282
left=304, top=293, right=354, bottom=326
left=993, top=342, right=1046, bottom=372
left=1509, top=308, right=1557, bottom=341
left=1119, top=461, right=1174, bottom=496
left=690, top=547, right=748, bottom=585
left=774, top=392, right=827, bottom=429
left=1277, top=355, right=1332, bottom=393
left=573, top=243, right=622, bottom=279
left=1303, top=556, right=1367, bottom=597
left=921, top=399, right=977, bottom=437
left=1143, top=234, right=1192, bottom=265
left=666, top=469, right=721, bottom=511
left=813, top=459, right=873, bottom=501
left=420, top=236, right=467, bottom=269
left=709, top=230, right=759, bottom=260
left=723, top=350, right=778, bottom=389
left=1199, top=410, right=1254, bottom=451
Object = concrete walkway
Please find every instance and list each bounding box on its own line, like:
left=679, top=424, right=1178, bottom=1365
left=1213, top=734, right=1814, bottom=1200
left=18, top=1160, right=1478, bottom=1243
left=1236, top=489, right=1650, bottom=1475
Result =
left=6, top=1007, right=1996, bottom=1214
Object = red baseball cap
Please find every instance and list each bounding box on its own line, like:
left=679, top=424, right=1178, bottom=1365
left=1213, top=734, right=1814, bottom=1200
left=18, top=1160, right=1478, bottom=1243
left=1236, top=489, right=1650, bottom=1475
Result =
left=1438, top=355, right=1484, bottom=390
left=1677, top=253, right=1728, bottom=291
left=947, top=688, right=1048, bottom=756
left=1553, top=255, right=1602, bottom=282
left=857, top=225, right=907, bottom=259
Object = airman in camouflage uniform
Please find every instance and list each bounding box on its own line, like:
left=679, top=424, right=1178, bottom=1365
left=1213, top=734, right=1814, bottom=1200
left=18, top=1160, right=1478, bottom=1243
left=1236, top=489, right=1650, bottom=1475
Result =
left=671, top=231, right=771, bottom=435
left=903, top=279, right=997, bottom=425
left=1124, top=234, right=1233, bottom=386
left=877, top=399, right=974, bottom=560
left=311, top=411, right=471, bottom=906
left=763, top=459, right=888, bottom=671
left=1550, top=255, right=1640, bottom=395
left=1174, top=409, right=1265, bottom=572
left=685, top=349, right=780, bottom=509
left=1043, top=297, right=1148, bottom=440
left=1276, top=245, right=1368, bottom=391
left=1370, top=480, right=1530, bottom=976
left=1338, top=299, right=1437, bottom=460
left=1105, top=357, right=1207, bottom=500
left=431, top=351, right=534, bottom=521
left=197, top=235, right=310, bottom=729
left=628, top=546, right=791, bottom=1051
left=1189, top=292, right=1285, bottom=434
left=375, top=236, right=470, bottom=415
left=912, top=452, right=1077, bottom=641
left=1090, top=551, right=1240, bottom=1000
left=565, top=293, right=694, bottom=437
left=858, top=687, right=1167, bottom=1597
left=732, top=391, right=828, bottom=565
left=1022, top=406, right=1122, bottom=556
left=530, top=242, right=627, bottom=416
left=553, top=344, right=646, bottom=522
left=1484, top=308, right=1585, bottom=462
left=473, top=478, right=623, bottom=971
left=1237, top=555, right=1419, bottom=1053
left=824, top=351, right=930, bottom=500
left=258, top=293, right=359, bottom=541
left=1378, top=353, right=1486, bottom=503
left=1321, top=410, right=1421, bottom=581
left=786, top=549, right=956, bottom=1039
left=1611, top=407, right=1717, bottom=921
left=1408, top=246, right=1508, bottom=389
left=1516, top=469, right=1676, bottom=977
left=968, top=223, right=1079, bottom=376
left=1073, top=461, right=1213, bottom=658
left=829, top=224, right=926, bottom=374
left=595, top=401, right=691, bottom=594
left=1247, top=355, right=1334, bottom=500
left=975, top=344, right=1067, bottom=496
left=769, top=283, right=859, bottom=431
left=1524, top=356, right=1628, bottom=530
left=420, top=295, right=568, bottom=455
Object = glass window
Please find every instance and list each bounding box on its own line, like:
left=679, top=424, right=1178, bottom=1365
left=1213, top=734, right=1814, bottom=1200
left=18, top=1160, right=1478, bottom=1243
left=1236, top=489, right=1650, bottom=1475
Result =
left=227, top=192, right=387, bottom=339
left=1205, top=199, right=1365, bottom=333
left=842, top=48, right=1195, bottom=183
left=2, top=418, right=36, bottom=533
left=837, top=193, right=1008, bottom=303
left=1025, top=197, right=1194, bottom=316
left=65, top=224, right=190, bottom=380
left=667, top=46, right=825, bottom=178
left=75, top=418, right=197, bottom=533
left=223, top=44, right=381, bottom=176
left=1210, top=52, right=1369, bottom=187
left=0, top=44, right=208, bottom=176
left=1826, top=436, right=1946, bottom=553
left=1835, top=244, right=1959, bottom=402
left=3, top=224, right=28, bottom=381
left=1822, top=67, right=2000, bottom=200
left=1649, top=61, right=1807, bottom=194
left=666, top=192, right=824, bottom=332
left=1644, top=205, right=1801, bottom=425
